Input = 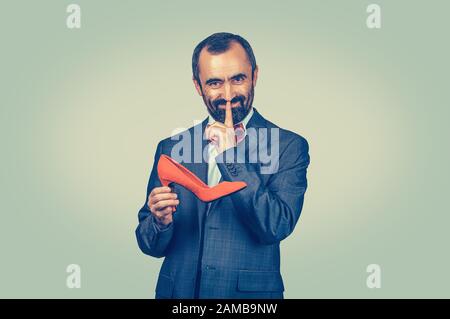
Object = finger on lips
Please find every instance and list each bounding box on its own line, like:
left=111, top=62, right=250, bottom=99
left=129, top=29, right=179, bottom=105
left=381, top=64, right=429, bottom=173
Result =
left=224, top=100, right=234, bottom=128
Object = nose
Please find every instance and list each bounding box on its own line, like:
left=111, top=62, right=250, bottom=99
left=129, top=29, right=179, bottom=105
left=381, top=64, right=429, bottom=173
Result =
left=224, top=82, right=232, bottom=103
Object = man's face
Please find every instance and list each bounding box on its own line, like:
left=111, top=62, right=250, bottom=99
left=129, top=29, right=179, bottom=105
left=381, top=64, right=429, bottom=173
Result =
left=194, top=41, right=258, bottom=124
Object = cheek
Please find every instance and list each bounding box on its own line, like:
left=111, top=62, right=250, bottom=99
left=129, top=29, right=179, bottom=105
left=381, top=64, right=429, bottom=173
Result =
left=204, top=89, right=220, bottom=102
left=238, top=83, right=252, bottom=96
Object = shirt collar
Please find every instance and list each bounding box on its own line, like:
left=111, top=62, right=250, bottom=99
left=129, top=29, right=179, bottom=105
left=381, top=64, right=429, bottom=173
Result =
left=207, top=107, right=254, bottom=129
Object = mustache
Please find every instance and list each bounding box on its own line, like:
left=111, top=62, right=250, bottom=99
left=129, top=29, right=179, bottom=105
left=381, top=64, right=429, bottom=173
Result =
left=212, top=95, right=245, bottom=109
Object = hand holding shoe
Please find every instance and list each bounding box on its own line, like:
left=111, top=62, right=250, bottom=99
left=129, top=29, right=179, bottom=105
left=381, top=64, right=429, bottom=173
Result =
left=148, top=186, right=179, bottom=226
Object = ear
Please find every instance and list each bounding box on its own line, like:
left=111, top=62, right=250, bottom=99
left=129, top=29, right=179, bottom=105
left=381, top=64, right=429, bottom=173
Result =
left=252, top=65, right=259, bottom=87
left=193, top=77, right=203, bottom=96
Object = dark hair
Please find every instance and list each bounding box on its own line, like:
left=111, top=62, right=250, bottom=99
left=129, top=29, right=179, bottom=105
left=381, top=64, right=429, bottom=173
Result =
left=192, top=32, right=257, bottom=84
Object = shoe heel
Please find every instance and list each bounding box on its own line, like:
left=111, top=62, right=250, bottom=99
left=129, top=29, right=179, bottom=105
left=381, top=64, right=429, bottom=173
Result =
left=160, top=178, right=171, bottom=187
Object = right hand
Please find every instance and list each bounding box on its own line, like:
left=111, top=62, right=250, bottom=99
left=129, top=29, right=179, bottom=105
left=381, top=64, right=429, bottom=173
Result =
left=148, top=186, right=179, bottom=226
left=205, top=100, right=236, bottom=154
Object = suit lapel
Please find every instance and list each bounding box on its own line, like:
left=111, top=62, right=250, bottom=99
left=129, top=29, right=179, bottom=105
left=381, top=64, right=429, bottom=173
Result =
left=245, top=107, right=267, bottom=129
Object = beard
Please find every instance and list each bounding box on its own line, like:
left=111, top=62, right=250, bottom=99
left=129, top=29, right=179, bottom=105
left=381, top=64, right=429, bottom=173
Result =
left=203, top=86, right=254, bottom=124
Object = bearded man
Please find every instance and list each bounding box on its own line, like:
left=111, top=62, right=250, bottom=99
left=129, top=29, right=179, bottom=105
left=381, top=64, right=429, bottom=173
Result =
left=136, top=32, right=310, bottom=299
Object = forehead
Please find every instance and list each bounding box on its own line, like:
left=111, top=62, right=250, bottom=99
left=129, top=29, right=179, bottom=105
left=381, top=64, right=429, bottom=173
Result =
left=198, top=41, right=252, bottom=79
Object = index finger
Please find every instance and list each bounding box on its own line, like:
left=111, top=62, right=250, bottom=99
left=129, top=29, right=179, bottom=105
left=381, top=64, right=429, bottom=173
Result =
left=224, top=100, right=233, bottom=128
left=150, top=186, right=172, bottom=196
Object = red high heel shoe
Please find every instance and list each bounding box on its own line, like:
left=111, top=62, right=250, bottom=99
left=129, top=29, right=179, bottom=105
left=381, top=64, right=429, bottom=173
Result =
left=157, top=154, right=247, bottom=202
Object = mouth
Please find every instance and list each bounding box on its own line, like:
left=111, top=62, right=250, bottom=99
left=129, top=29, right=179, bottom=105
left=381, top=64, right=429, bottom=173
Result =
left=218, top=101, right=242, bottom=109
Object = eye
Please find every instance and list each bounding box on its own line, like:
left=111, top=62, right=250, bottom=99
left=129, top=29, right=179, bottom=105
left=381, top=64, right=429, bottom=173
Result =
left=232, top=75, right=245, bottom=84
left=208, top=81, right=221, bottom=88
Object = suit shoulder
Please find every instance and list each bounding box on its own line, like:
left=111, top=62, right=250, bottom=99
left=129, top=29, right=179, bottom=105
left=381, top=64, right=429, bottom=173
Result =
left=263, top=117, right=307, bottom=142
left=284, top=130, right=309, bottom=151
left=265, top=119, right=308, bottom=152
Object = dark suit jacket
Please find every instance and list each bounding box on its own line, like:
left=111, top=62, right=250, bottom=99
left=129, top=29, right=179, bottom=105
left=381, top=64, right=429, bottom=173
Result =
left=135, top=108, right=310, bottom=299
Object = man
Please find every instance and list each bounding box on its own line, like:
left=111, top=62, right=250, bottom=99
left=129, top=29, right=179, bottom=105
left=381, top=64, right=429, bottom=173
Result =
left=135, top=32, right=310, bottom=299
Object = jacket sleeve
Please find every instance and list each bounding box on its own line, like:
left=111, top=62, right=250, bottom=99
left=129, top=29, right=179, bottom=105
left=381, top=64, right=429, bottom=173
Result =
left=217, top=135, right=310, bottom=245
left=135, top=141, right=174, bottom=258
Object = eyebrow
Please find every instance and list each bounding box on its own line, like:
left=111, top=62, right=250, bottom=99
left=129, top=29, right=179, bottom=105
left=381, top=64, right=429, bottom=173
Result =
left=205, top=77, right=223, bottom=85
left=205, top=73, right=247, bottom=85
left=230, top=73, right=247, bottom=81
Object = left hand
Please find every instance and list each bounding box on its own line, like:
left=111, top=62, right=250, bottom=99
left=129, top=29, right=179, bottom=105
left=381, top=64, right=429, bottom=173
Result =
left=205, top=100, right=236, bottom=154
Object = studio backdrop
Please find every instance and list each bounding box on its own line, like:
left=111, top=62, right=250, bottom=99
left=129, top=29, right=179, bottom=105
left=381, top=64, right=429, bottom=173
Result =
left=0, top=0, right=449, bottom=298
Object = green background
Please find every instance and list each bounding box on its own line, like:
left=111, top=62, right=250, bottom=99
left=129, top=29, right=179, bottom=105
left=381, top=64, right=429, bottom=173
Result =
left=1, top=0, right=449, bottom=298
